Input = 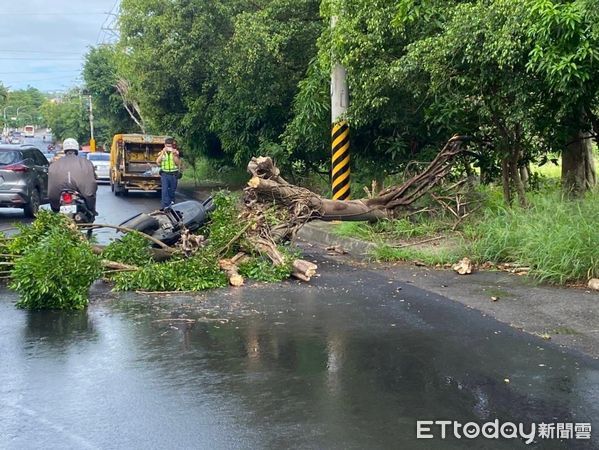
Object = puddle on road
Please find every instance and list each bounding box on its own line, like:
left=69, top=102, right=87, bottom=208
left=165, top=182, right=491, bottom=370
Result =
left=1, top=273, right=599, bottom=449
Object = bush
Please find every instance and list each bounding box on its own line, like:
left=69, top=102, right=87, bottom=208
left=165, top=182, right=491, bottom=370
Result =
left=11, top=229, right=102, bottom=310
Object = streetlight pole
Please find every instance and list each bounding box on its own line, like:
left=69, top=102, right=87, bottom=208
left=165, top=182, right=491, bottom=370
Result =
left=15, top=106, right=27, bottom=129
left=88, top=94, right=95, bottom=152
left=2, top=106, right=15, bottom=137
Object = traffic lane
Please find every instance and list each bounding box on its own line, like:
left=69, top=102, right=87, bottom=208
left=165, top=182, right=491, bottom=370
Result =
left=1, top=255, right=599, bottom=448
left=0, top=181, right=187, bottom=239
left=0, top=185, right=160, bottom=235
left=0, top=136, right=52, bottom=229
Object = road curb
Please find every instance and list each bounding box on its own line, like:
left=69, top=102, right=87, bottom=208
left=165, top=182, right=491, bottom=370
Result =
left=296, top=222, right=377, bottom=259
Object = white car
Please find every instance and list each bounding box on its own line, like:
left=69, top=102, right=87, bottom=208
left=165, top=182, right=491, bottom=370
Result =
left=87, top=152, right=110, bottom=181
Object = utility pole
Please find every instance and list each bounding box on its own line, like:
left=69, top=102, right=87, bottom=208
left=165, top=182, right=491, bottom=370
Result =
left=88, top=95, right=96, bottom=152
left=330, top=14, right=350, bottom=200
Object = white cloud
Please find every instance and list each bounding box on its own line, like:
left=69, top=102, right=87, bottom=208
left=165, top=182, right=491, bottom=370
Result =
left=0, top=0, right=118, bottom=91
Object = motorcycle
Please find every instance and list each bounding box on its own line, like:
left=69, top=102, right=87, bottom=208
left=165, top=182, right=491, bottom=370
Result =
left=59, top=190, right=96, bottom=237
left=120, top=197, right=214, bottom=246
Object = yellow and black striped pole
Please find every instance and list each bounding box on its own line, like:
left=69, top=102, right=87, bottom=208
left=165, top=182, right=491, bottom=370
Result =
left=331, top=121, right=350, bottom=200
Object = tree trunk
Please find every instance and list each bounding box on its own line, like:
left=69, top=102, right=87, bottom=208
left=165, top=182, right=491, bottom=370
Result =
left=243, top=136, right=469, bottom=243
left=501, top=156, right=511, bottom=205
left=562, top=130, right=596, bottom=196
left=510, top=142, right=528, bottom=207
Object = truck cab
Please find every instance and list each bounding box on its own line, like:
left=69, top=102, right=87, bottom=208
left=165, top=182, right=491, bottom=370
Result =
left=109, top=134, right=168, bottom=195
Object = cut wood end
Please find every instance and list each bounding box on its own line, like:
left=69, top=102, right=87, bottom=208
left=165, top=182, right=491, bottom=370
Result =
left=247, top=177, right=260, bottom=188
left=292, top=272, right=311, bottom=282
left=229, top=275, right=244, bottom=287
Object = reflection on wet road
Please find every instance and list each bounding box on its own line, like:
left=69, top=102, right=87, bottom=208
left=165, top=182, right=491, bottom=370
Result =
left=1, top=257, right=598, bottom=449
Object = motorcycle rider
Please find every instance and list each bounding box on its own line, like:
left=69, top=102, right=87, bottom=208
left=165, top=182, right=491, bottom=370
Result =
left=48, top=138, right=98, bottom=214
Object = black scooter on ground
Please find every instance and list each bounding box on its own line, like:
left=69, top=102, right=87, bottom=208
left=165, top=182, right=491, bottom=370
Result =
left=120, top=197, right=215, bottom=246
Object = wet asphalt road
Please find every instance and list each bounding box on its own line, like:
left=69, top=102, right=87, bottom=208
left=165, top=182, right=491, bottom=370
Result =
left=2, top=257, right=599, bottom=448
left=1, top=137, right=599, bottom=448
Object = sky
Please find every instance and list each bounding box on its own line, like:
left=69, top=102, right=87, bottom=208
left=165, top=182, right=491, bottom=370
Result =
left=0, top=0, right=119, bottom=93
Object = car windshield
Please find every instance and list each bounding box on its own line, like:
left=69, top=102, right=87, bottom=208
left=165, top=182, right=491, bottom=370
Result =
left=88, top=153, right=110, bottom=161
left=0, top=151, right=21, bottom=166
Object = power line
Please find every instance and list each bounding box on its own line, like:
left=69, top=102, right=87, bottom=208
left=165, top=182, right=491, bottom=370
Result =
left=3, top=75, right=81, bottom=82
left=98, top=0, right=120, bottom=45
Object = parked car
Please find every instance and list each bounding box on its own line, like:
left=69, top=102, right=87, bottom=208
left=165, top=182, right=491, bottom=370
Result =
left=0, top=145, right=49, bottom=217
left=42, top=152, right=54, bottom=162
left=87, top=152, right=110, bottom=181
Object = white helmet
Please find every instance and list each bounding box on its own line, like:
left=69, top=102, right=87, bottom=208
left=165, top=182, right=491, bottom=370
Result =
left=63, top=138, right=79, bottom=152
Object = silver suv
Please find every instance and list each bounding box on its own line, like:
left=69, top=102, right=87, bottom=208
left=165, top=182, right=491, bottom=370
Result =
left=0, top=145, right=49, bottom=217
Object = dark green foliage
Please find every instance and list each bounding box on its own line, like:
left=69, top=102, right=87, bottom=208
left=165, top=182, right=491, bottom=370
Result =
left=112, top=253, right=228, bottom=292
left=239, top=257, right=293, bottom=283
left=83, top=45, right=138, bottom=144
left=8, top=210, right=71, bottom=256
left=40, top=88, right=91, bottom=143
left=11, top=229, right=102, bottom=310
left=203, top=191, right=247, bottom=255
left=102, top=233, right=154, bottom=267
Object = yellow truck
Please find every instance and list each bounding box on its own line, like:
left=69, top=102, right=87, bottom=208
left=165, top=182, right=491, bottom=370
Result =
left=109, top=133, right=167, bottom=195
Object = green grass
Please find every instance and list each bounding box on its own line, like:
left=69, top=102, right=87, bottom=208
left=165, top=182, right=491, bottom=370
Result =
left=333, top=217, right=450, bottom=242
left=182, top=156, right=248, bottom=189
left=332, top=180, right=599, bottom=285
left=467, top=192, right=599, bottom=284
left=372, top=244, right=467, bottom=266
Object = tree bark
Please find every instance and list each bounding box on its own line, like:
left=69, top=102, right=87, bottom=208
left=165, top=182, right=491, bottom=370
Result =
left=562, top=130, right=596, bottom=196
left=501, top=156, right=511, bottom=205
left=510, top=143, right=528, bottom=208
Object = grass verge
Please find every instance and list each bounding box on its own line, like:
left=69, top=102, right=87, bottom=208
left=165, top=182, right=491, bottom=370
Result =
left=331, top=187, right=599, bottom=285
left=466, top=192, right=599, bottom=284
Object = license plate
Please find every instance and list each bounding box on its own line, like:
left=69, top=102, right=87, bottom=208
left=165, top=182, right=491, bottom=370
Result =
left=60, top=205, right=77, bottom=214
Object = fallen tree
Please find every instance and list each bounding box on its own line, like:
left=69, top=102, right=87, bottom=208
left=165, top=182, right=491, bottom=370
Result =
left=240, top=135, right=469, bottom=266
left=5, top=135, right=470, bottom=309
left=244, top=135, right=467, bottom=234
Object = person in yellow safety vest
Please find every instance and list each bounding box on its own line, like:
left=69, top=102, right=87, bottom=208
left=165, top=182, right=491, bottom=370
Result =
left=156, top=137, right=181, bottom=208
